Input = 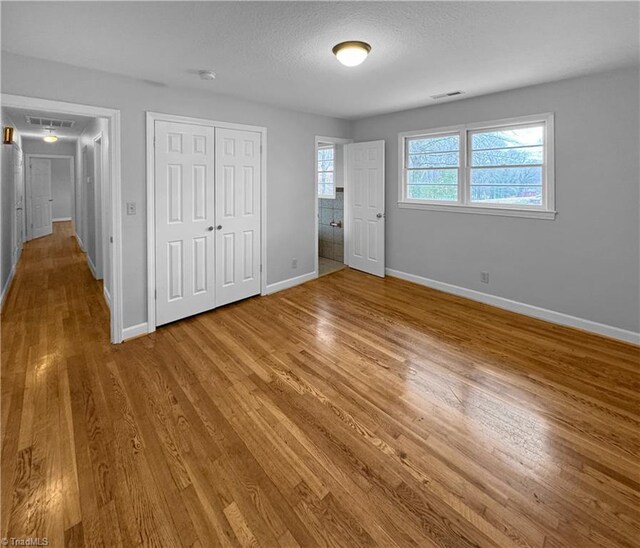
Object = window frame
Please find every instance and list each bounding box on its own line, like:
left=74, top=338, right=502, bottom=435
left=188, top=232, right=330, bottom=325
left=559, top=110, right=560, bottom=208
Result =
left=404, top=129, right=463, bottom=205
left=398, top=113, right=556, bottom=220
left=317, top=143, right=336, bottom=199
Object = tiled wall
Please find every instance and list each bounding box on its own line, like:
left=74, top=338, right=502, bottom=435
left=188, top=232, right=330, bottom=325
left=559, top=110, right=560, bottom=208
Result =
left=318, top=189, right=344, bottom=262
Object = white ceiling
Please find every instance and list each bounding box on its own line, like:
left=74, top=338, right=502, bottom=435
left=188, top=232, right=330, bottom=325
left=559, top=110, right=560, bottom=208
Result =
left=2, top=1, right=638, bottom=119
left=3, top=106, right=94, bottom=140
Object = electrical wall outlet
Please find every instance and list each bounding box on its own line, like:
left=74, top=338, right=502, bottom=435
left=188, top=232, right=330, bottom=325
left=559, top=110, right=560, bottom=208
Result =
left=291, top=258, right=298, bottom=269
left=480, top=271, right=489, bottom=284
left=126, top=202, right=136, bottom=215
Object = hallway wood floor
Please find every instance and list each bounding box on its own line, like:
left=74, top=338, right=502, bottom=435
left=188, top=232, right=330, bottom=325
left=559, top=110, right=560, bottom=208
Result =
left=1, top=222, right=639, bottom=547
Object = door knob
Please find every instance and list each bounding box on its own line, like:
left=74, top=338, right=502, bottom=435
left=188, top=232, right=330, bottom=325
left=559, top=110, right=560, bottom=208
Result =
left=207, top=226, right=214, bottom=231
left=216, top=225, right=222, bottom=230
left=376, top=212, right=384, bottom=218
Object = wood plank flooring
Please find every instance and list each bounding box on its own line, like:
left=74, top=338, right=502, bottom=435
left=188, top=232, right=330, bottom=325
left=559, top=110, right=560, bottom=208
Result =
left=2, top=221, right=639, bottom=547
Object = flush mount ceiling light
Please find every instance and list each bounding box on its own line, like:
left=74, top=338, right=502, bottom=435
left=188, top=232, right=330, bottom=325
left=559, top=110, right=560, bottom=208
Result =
left=43, top=128, right=58, bottom=143
left=199, top=70, right=217, bottom=81
left=332, top=41, right=371, bottom=67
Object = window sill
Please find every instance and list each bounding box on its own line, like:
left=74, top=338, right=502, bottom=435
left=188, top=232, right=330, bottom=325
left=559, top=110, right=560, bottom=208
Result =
left=397, top=201, right=557, bottom=220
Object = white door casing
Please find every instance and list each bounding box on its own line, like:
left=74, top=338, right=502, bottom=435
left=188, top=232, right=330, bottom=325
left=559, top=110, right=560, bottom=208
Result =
left=214, top=128, right=262, bottom=307
left=346, top=140, right=385, bottom=277
left=93, top=136, right=103, bottom=279
left=155, top=120, right=215, bottom=326
left=29, top=157, right=53, bottom=239
left=101, top=134, right=112, bottom=304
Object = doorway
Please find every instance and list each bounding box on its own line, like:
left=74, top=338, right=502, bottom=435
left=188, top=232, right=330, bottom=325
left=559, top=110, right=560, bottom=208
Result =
left=1, top=94, right=123, bottom=343
left=25, top=154, right=74, bottom=240
left=314, top=136, right=386, bottom=279
left=315, top=136, right=351, bottom=278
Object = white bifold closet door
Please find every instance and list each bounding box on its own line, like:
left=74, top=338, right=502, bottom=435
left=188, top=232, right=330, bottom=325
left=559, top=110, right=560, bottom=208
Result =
left=155, top=121, right=216, bottom=326
left=155, top=121, right=262, bottom=326
left=214, top=128, right=261, bottom=307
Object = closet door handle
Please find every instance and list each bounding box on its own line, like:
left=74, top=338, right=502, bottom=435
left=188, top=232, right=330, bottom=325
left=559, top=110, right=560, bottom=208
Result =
left=207, top=226, right=214, bottom=231
left=216, top=225, right=222, bottom=231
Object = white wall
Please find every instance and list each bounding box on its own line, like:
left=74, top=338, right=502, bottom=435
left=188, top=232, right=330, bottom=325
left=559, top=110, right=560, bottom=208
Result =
left=1, top=52, right=351, bottom=330
left=352, top=67, right=640, bottom=334
left=0, top=110, right=22, bottom=307
left=0, top=146, right=15, bottom=301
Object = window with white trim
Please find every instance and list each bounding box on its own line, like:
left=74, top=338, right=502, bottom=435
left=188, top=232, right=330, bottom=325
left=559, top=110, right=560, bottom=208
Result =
left=317, top=144, right=335, bottom=199
left=399, top=114, right=555, bottom=219
left=405, top=133, right=460, bottom=202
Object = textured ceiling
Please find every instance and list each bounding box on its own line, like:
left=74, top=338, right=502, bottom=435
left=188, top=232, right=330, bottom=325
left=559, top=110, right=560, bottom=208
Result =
left=3, top=106, right=94, bottom=139
left=2, top=1, right=638, bottom=119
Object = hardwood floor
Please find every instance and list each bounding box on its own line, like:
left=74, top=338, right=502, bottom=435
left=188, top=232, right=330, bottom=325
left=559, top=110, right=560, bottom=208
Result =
left=1, top=222, right=639, bottom=547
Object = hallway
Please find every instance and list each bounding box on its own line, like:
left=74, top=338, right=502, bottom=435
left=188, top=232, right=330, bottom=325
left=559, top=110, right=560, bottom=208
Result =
left=2, top=223, right=639, bottom=547
left=1, top=222, right=111, bottom=544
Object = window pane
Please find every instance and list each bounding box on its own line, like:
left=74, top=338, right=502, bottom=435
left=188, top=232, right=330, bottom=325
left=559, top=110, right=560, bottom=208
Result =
left=407, top=185, right=458, bottom=201
left=408, top=135, right=459, bottom=154
left=471, top=146, right=543, bottom=167
left=319, top=184, right=333, bottom=197
left=318, top=147, right=334, bottom=161
left=318, top=160, right=334, bottom=172
left=319, top=172, right=334, bottom=186
left=471, top=167, right=542, bottom=186
left=408, top=169, right=458, bottom=186
left=408, top=151, right=459, bottom=168
left=471, top=126, right=543, bottom=150
left=470, top=186, right=542, bottom=205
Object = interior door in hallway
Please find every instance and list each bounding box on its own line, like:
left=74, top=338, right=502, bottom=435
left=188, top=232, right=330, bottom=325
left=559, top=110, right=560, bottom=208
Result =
left=214, top=127, right=262, bottom=307
left=345, top=140, right=385, bottom=277
left=155, top=120, right=215, bottom=326
left=29, top=157, right=53, bottom=239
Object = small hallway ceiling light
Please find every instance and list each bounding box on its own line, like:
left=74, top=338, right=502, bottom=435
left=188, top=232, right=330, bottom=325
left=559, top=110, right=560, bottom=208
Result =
left=43, top=128, right=58, bottom=143
left=332, top=41, right=371, bottom=67
left=199, top=70, right=217, bottom=81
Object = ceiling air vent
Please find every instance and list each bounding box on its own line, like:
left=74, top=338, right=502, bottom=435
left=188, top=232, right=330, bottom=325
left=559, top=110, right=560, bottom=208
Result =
left=25, top=115, right=75, bottom=129
left=430, top=90, right=465, bottom=100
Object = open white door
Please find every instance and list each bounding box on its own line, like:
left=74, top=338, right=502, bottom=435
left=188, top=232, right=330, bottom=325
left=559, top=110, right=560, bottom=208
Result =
left=155, top=120, right=215, bottom=326
left=214, top=127, right=262, bottom=307
left=346, top=140, right=385, bottom=277
left=29, top=157, right=53, bottom=239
